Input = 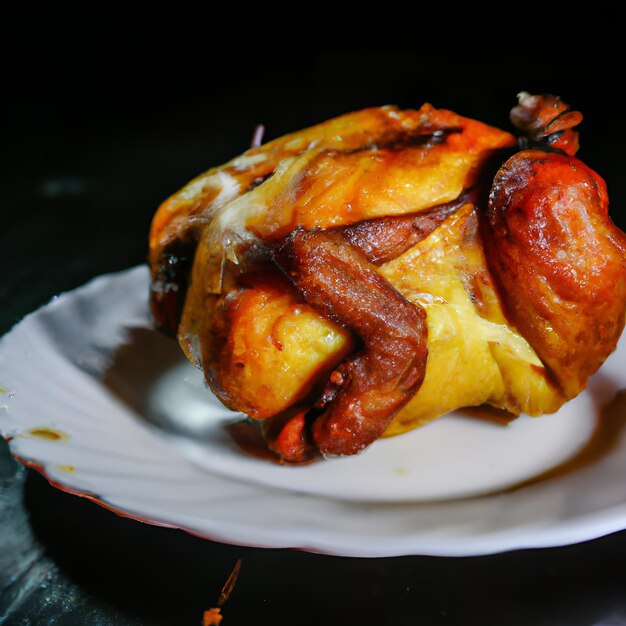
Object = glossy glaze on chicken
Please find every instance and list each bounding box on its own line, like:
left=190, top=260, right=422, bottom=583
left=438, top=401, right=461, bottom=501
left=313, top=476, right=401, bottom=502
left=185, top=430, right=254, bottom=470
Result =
left=149, top=93, right=626, bottom=462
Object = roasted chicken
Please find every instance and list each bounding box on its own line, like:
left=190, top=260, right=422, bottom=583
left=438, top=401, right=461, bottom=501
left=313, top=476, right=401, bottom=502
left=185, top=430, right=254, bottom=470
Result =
left=149, top=93, right=626, bottom=462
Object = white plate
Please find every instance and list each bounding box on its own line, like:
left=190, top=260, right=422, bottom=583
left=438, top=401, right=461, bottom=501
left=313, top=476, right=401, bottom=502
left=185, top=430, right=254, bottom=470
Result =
left=1, top=266, right=625, bottom=557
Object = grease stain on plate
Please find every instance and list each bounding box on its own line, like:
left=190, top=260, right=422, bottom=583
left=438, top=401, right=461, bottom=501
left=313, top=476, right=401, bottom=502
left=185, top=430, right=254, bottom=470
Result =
left=24, top=428, right=70, bottom=442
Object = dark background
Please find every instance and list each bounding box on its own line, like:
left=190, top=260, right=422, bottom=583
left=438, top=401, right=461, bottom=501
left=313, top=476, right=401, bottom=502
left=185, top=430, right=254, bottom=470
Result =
left=3, top=24, right=626, bottom=330
left=2, top=20, right=626, bottom=625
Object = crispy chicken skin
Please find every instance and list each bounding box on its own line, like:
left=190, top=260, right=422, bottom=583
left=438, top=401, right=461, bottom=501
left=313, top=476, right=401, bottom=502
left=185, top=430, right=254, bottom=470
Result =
left=484, top=149, right=626, bottom=399
left=149, top=94, right=626, bottom=462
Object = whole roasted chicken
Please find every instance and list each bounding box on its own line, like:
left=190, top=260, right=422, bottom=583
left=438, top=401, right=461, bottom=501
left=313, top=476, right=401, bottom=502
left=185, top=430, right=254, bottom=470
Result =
left=149, top=93, right=626, bottom=463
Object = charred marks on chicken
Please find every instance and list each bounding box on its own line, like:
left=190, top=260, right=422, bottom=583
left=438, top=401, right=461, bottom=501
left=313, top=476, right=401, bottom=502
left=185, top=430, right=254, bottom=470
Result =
left=150, top=233, right=197, bottom=334
left=245, top=171, right=274, bottom=193
left=341, top=126, right=464, bottom=155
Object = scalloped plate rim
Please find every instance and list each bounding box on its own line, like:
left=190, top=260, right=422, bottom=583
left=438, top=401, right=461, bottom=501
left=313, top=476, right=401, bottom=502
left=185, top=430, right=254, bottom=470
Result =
left=1, top=265, right=626, bottom=558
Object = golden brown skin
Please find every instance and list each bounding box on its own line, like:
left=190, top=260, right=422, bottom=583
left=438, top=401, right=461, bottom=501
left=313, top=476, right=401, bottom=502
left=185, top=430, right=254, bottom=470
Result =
left=149, top=107, right=421, bottom=334
left=151, top=104, right=514, bottom=338
left=203, top=265, right=354, bottom=420
left=273, top=230, right=428, bottom=459
left=341, top=192, right=474, bottom=265
left=149, top=94, right=626, bottom=463
left=379, top=201, right=565, bottom=436
left=485, top=149, right=626, bottom=398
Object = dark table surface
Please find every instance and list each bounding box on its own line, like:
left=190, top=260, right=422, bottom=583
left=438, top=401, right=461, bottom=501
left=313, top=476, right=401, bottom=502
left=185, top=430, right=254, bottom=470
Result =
left=2, top=28, right=626, bottom=625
